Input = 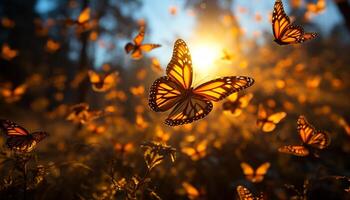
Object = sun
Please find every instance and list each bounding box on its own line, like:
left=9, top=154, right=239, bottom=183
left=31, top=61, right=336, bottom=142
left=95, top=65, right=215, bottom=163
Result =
left=190, top=42, right=221, bottom=78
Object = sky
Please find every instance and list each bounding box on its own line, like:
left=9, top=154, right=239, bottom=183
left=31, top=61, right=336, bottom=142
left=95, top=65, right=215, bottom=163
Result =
left=35, top=0, right=345, bottom=69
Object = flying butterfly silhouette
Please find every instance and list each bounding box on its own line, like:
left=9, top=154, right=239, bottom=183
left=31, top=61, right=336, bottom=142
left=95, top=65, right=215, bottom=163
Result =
left=278, top=115, right=330, bottom=156
left=66, top=103, right=102, bottom=124
left=124, top=26, right=161, bottom=60
left=272, top=0, right=317, bottom=45
left=236, top=185, right=264, bottom=200
left=1, top=44, right=18, bottom=60
left=0, top=119, right=48, bottom=153
left=223, top=93, right=253, bottom=117
left=88, top=70, right=119, bottom=92
left=240, top=162, right=270, bottom=183
left=0, top=84, right=27, bottom=103
left=181, top=140, right=207, bottom=161
left=257, top=104, right=286, bottom=132
left=149, top=39, right=254, bottom=126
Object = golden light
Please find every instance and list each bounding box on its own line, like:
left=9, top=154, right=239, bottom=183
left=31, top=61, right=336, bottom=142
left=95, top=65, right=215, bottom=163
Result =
left=190, top=42, right=222, bottom=79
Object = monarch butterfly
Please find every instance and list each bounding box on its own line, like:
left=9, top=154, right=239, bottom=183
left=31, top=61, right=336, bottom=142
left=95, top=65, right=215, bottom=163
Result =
left=257, top=104, right=286, bottom=132
left=88, top=70, right=119, bottom=92
left=0, top=119, right=48, bottom=153
left=223, top=93, right=253, bottom=117
left=240, top=162, right=270, bottom=183
left=65, top=7, right=90, bottom=26
left=114, top=142, right=134, bottom=155
left=181, top=140, right=207, bottom=161
left=151, top=57, right=163, bottom=74
left=272, top=0, right=317, bottom=45
left=278, top=115, right=330, bottom=156
left=182, top=182, right=203, bottom=200
left=66, top=103, right=102, bottom=124
left=129, top=85, right=145, bottom=96
left=45, top=39, right=60, bottom=53
left=0, top=84, right=27, bottom=103
left=124, top=26, right=161, bottom=60
left=236, top=185, right=264, bottom=200
left=149, top=39, right=254, bottom=126
left=1, top=44, right=18, bottom=60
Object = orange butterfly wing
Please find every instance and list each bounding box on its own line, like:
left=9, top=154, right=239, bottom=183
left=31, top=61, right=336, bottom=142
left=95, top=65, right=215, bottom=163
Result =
left=278, top=145, right=310, bottom=156
left=193, top=76, right=254, bottom=102
left=166, top=39, right=193, bottom=89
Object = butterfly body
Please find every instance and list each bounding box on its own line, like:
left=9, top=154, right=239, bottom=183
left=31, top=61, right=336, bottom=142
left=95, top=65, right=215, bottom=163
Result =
left=272, top=0, right=317, bottom=45
left=241, top=162, right=270, bottom=183
left=0, top=120, right=48, bottom=153
left=149, top=39, right=254, bottom=126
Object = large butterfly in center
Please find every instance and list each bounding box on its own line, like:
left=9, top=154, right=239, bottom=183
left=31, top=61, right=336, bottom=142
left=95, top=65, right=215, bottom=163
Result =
left=272, top=0, right=317, bottom=45
left=148, top=39, right=254, bottom=126
left=0, top=119, right=48, bottom=153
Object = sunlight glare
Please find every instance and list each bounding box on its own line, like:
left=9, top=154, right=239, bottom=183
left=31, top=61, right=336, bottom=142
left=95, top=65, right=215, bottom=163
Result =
left=191, top=42, right=221, bottom=78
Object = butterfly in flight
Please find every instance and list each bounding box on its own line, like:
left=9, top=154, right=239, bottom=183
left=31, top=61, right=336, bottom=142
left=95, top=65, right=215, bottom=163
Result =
left=0, top=84, right=27, bottom=103
left=88, top=70, right=119, bottom=92
left=1, top=44, right=18, bottom=61
left=181, top=140, right=208, bottom=161
left=236, top=185, right=264, bottom=200
left=0, top=119, right=48, bottom=153
left=257, top=104, right=286, bottom=132
left=223, top=93, right=253, bottom=117
left=272, top=0, right=317, bottom=45
left=240, top=162, right=270, bottom=183
left=278, top=115, right=330, bottom=156
left=124, top=26, right=161, bottom=60
left=66, top=103, right=102, bottom=124
left=148, top=39, right=254, bottom=126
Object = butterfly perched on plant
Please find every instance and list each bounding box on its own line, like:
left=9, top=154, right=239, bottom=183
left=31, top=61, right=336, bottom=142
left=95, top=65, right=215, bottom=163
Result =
left=223, top=93, right=253, bottom=117
left=278, top=115, right=330, bottom=156
left=272, top=0, right=317, bottom=45
left=0, top=119, right=48, bottom=153
left=66, top=103, right=102, bottom=124
left=240, top=162, right=270, bottom=183
left=0, top=84, right=27, bottom=103
left=236, top=185, right=264, bottom=200
left=88, top=70, right=119, bottom=92
left=148, top=39, right=254, bottom=126
left=257, top=104, right=286, bottom=132
left=124, top=26, right=161, bottom=60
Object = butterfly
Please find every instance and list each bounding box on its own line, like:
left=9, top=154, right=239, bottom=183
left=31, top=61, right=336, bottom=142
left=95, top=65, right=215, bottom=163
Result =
left=114, top=142, right=134, bottom=155
left=278, top=115, right=330, bottom=156
left=223, top=93, right=253, bottom=117
left=182, top=182, right=204, bottom=200
left=182, top=140, right=207, bottom=161
left=240, top=162, right=270, bottom=183
left=272, top=0, right=317, bottom=45
left=236, top=185, right=264, bottom=200
left=88, top=70, right=119, bottom=92
left=45, top=39, right=60, bottom=53
left=130, top=85, right=145, bottom=96
left=148, top=39, right=254, bottom=126
left=1, top=44, right=18, bottom=60
left=0, top=84, right=27, bottom=103
left=151, top=57, right=163, bottom=74
left=0, top=119, right=48, bottom=153
left=66, top=103, right=102, bottom=124
left=124, top=26, right=161, bottom=60
left=257, top=104, right=286, bottom=132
